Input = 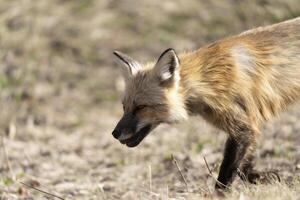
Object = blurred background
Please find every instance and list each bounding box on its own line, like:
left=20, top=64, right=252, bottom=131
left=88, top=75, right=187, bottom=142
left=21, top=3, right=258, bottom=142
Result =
left=0, top=0, right=300, bottom=199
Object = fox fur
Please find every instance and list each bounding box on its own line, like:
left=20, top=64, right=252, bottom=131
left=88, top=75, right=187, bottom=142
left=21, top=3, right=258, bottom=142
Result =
left=112, top=17, right=300, bottom=189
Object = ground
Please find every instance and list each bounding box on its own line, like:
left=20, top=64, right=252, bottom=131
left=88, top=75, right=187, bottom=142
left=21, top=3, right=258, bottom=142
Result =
left=0, top=0, right=300, bottom=199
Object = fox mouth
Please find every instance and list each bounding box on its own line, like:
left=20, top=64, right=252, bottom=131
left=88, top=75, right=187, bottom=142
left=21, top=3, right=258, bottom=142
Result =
left=119, top=125, right=152, bottom=147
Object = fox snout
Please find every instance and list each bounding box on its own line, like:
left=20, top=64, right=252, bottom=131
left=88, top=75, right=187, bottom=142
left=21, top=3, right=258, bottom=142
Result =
left=112, top=113, right=137, bottom=139
left=112, top=113, right=152, bottom=147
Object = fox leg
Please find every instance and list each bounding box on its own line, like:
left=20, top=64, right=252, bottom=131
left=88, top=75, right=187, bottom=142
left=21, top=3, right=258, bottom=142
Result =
left=215, top=118, right=255, bottom=189
left=238, top=143, right=281, bottom=184
left=237, top=142, right=259, bottom=183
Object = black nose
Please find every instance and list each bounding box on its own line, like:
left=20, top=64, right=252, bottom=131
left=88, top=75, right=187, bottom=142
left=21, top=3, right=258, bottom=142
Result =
left=112, top=129, right=121, bottom=139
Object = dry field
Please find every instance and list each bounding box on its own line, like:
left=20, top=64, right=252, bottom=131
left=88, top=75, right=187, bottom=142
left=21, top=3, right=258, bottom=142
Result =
left=0, top=0, right=300, bottom=199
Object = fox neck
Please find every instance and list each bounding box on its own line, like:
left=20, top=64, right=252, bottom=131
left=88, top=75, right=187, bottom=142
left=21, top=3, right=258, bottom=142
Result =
left=177, top=50, right=205, bottom=115
left=165, top=73, right=189, bottom=123
left=164, top=50, right=204, bottom=122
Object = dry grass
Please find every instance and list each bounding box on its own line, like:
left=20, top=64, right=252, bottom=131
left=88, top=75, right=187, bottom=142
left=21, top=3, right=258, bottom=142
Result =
left=0, top=0, right=300, bottom=199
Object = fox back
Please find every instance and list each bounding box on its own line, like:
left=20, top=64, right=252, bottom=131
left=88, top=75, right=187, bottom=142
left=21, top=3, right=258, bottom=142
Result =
left=180, top=17, right=300, bottom=131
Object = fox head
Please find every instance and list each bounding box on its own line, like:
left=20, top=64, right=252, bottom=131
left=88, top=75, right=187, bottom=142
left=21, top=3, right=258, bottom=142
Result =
left=112, top=48, right=188, bottom=147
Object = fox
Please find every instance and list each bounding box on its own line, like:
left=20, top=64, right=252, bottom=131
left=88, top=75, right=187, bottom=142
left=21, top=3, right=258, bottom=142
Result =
left=112, top=17, right=300, bottom=189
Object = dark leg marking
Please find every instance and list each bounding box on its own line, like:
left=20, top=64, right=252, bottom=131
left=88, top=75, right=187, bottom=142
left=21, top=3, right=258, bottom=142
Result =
left=215, top=135, right=252, bottom=189
left=215, top=136, right=239, bottom=189
left=215, top=116, right=254, bottom=189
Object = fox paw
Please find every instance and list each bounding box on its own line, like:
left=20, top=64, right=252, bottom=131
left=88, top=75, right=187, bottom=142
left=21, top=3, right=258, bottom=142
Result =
left=241, top=170, right=281, bottom=184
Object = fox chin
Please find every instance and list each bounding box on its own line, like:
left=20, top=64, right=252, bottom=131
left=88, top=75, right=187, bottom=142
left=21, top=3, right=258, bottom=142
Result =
left=111, top=17, right=300, bottom=189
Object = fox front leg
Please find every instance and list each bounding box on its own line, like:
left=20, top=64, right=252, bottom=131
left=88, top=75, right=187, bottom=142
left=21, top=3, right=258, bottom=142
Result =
left=214, top=117, right=256, bottom=189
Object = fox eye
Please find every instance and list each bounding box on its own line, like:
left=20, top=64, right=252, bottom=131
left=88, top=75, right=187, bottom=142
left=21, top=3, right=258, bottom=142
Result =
left=136, top=105, right=147, bottom=111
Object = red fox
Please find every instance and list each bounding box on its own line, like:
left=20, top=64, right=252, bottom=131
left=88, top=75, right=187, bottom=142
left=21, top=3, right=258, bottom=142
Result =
left=112, top=17, right=300, bottom=189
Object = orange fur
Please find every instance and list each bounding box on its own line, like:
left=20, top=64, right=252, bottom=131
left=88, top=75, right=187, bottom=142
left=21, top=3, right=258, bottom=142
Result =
left=180, top=17, right=300, bottom=131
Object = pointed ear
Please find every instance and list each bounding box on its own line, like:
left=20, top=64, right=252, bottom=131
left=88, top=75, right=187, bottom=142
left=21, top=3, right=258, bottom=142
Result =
left=113, top=51, right=141, bottom=79
left=154, top=48, right=180, bottom=84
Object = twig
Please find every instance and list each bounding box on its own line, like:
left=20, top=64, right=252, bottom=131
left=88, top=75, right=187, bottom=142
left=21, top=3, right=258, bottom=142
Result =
left=19, top=181, right=65, bottom=200
left=203, top=156, right=230, bottom=190
left=1, top=135, right=15, bottom=180
left=148, top=165, right=152, bottom=192
left=203, top=156, right=212, bottom=175
left=171, top=154, right=188, bottom=191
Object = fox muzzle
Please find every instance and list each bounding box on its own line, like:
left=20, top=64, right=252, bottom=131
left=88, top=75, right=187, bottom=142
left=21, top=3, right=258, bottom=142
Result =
left=112, top=113, right=138, bottom=139
left=112, top=113, right=153, bottom=147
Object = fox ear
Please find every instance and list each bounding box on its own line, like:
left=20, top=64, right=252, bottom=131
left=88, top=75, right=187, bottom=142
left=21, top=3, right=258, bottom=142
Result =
left=113, top=51, right=141, bottom=79
left=154, top=48, right=180, bottom=84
